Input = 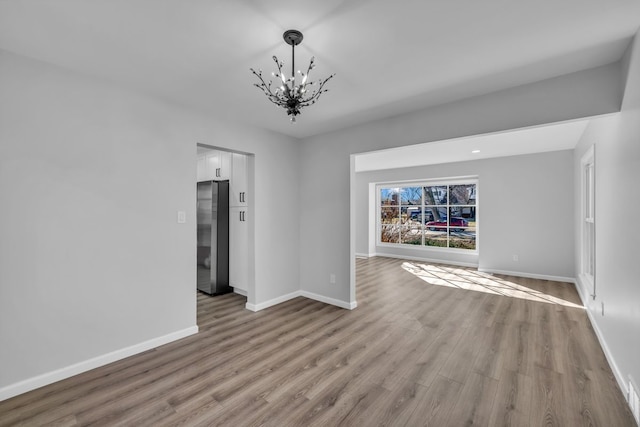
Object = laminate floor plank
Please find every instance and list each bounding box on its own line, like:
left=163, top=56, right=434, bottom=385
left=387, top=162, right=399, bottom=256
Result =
left=501, top=321, right=535, bottom=376
left=405, top=320, right=466, bottom=389
left=529, top=366, right=571, bottom=426
left=0, top=256, right=635, bottom=426
left=403, top=374, right=464, bottom=426
left=307, top=380, right=389, bottom=427
left=488, top=369, right=533, bottom=426
left=446, top=371, right=499, bottom=426
left=358, top=380, right=428, bottom=426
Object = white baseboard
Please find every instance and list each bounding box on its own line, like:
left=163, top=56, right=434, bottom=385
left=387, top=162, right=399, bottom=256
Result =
left=355, top=253, right=371, bottom=259
left=300, top=290, right=357, bottom=310
left=574, top=276, right=629, bottom=400
left=478, top=268, right=575, bottom=284
left=0, top=325, right=199, bottom=402
left=245, top=291, right=301, bottom=312
left=573, top=275, right=590, bottom=303
left=245, top=290, right=356, bottom=312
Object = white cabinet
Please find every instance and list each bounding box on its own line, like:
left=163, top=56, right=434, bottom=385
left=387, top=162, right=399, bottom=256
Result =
left=197, top=150, right=231, bottom=181
left=211, top=150, right=231, bottom=180
left=229, top=206, right=248, bottom=293
left=229, top=153, right=249, bottom=293
left=230, top=152, right=248, bottom=207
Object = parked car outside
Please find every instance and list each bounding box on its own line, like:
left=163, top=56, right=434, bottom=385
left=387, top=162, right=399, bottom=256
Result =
left=426, top=217, right=468, bottom=232
left=409, top=211, right=434, bottom=223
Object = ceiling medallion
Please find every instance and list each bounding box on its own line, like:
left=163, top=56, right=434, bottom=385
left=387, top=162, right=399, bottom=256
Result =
left=250, top=29, right=335, bottom=123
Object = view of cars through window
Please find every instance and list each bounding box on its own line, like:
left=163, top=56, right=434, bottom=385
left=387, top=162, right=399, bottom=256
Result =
left=380, top=182, right=477, bottom=250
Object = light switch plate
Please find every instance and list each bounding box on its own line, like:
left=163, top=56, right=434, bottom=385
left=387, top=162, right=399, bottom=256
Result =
left=177, top=211, right=186, bottom=224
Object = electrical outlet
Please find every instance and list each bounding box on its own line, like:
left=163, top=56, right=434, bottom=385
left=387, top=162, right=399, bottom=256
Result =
left=512, top=254, right=519, bottom=262
left=330, top=274, right=336, bottom=284
left=177, top=210, right=186, bottom=224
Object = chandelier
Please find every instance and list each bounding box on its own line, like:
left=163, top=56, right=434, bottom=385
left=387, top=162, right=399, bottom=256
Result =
left=250, top=29, right=335, bottom=122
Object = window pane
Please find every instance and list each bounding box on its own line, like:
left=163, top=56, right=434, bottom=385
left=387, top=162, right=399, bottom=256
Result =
left=585, top=165, right=594, bottom=219
left=400, top=187, right=422, bottom=205
left=424, top=186, right=447, bottom=205
left=425, top=228, right=448, bottom=247
left=448, top=208, right=469, bottom=231
left=586, top=222, right=594, bottom=276
left=381, top=206, right=399, bottom=224
left=400, top=226, right=422, bottom=245
left=424, top=208, right=447, bottom=229
left=381, top=188, right=399, bottom=206
left=449, top=211, right=476, bottom=250
left=450, top=184, right=476, bottom=205
left=449, top=234, right=476, bottom=250
left=450, top=205, right=476, bottom=220
left=408, top=209, right=429, bottom=223
left=400, top=207, right=412, bottom=225
left=381, top=224, right=399, bottom=243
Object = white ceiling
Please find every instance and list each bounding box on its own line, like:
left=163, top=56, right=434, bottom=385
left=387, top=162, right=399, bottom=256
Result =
left=355, top=119, right=590, bottom=172
left=0, top=0, right=639, bottom=140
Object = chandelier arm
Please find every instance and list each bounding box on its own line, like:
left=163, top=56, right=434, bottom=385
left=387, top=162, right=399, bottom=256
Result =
left=298, top=92, right=325, bottom=108
left=272, top=56, right=285, bottom=92
left=250, top=72, right=287, bottom=106
left=298, top=93, right=324, bottom=107
left=274, top=56, right=283, bottom=78
left=297, top=87, right=332, bottom=108
left=265, top=90, right=285, bottom=105
left=300, top=74, right=334, bottom=103
left=306, top=57, right=315, bottom=76
left=250, top=69, right=278, bottom=99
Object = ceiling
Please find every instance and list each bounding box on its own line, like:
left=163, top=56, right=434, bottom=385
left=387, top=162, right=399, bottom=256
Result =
left=355, top=119, right=590, bottom=172
left=1, top=0, right=639, bottom=139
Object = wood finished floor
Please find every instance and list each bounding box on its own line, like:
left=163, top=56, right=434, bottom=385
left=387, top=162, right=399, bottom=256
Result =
left=0, top=256, right=635, bottom=426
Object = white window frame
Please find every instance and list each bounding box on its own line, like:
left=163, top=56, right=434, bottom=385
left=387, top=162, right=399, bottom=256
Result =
left=580, top=146, right=596, bottom=298
left=376, top=177, right=478, bottom=253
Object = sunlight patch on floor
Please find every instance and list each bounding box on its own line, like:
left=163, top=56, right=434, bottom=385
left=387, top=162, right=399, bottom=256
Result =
left=401, top=262, right=583, bottom=308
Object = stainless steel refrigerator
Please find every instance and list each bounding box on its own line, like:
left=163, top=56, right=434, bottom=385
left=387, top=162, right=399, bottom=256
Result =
left=196, top=180, right=231, bottom=295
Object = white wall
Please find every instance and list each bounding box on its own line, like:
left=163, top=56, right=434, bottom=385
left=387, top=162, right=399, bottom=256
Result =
left=299, top=61, right=622, bottom=306
left=573, top=31, right=640, bottom=399
left=356, top=150, right=575, bottom=280
left=0, top=50, right=300, bottom=399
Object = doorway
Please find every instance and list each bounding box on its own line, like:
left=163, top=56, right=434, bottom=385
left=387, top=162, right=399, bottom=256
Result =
left=196, top=143, right=255, bottom=308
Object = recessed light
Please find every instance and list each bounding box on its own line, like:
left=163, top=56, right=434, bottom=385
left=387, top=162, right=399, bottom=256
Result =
left=471, top=150, right=481, bottom=154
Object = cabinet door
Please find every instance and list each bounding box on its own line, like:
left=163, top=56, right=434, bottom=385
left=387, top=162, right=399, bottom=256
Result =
left=229, top=207, right=248, bottom=292
left=205, top=152, right=219, bottom=180
left=218, top=151, right=231, bottom=180
left=230, top=152, right=248, bottom=207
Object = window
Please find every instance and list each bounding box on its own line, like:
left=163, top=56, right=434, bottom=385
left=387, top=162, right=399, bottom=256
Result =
left=581, top=146, right=595, bottom=297
left=378, top=180, right=477, bottom=250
